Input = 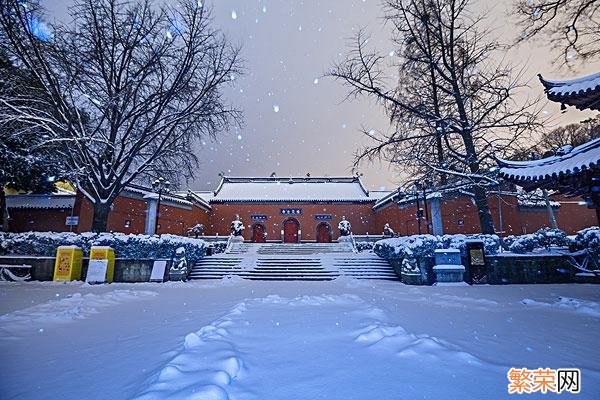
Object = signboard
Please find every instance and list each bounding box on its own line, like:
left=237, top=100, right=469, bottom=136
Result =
left=280, top=208, right=302, bottom=215
left=150, top=260, right=168, bottom=282
left=86, top=259, right=108, bottom=284
left=89, top=246, right=115, bottom=283
left=465, top=241, right=487, bottom=284
left=65, top=216, right=79, bottom=226
left=315, top=214, right=332, bottom=220
left=251, top=214, right=268, bottom=221
left=53, top=246, right=83, bottom=281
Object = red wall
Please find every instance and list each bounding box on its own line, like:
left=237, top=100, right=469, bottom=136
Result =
left=8, top=208, right=74, bottom=232
left=155, top=203, right=210, bottom=236
left=75, top=193, right=149, bottom=234
left=7, top=192, right=595, bottom=237
left=206, top=202, right=377, bottom=241
left=8, top=192, right=209, bottom=235
left=373, top=194, right=596, bottom=236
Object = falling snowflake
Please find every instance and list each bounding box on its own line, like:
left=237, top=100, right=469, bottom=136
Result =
left=273, top=105, right=280, bottom=113
left=313, top=78, right=319, bottom=84
left=231, top=10, right=237, bottom=20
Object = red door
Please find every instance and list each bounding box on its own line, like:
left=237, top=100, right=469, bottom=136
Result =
left=316, top=223, right=331, bottom=243
left=283, top=219, right=299, bottom=243
left=252, top=224, right=266, bottom=243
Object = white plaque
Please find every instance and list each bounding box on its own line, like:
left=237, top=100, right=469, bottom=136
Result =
left=86, top=259, right=108, bottom=284
left=150, top=260, right=168, bottom=282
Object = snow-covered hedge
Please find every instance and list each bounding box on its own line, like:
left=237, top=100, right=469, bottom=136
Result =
left=572, top=227, right=600, bottom=256
left=355, top=241, right=375, bottom=252
left=503, top=228, right=572, bottom=254
left=374, top=235, right=441, bottom=261
left=374, top=234, right=501, bottom=261
left=0, top=232, right=207, bottom=263
left=440, top=234, right=501, bottom=256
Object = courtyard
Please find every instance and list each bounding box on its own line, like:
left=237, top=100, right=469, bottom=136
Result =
left=1, top=279, right=598, bottom=399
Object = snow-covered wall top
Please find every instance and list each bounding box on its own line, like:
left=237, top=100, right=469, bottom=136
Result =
left=205, top=176, right=374, bottom=203
left=496, top=138, right=600, bottom=182
left=5, top=194, right=76, bottom=209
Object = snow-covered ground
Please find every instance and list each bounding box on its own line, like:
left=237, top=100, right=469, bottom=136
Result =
left=1, top=279, right=599, bottom=399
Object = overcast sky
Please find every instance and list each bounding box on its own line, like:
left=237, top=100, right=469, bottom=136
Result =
left=42, top=0, right=599, bottom=191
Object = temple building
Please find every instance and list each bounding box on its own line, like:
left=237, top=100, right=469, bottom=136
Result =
left=4, top=175, right=596, bottom=238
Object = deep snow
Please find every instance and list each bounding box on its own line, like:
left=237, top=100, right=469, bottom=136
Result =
left=1, top=279, right=599, bottom=399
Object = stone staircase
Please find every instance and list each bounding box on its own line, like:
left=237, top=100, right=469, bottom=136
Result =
left=188, top=242, right=398, bottom=281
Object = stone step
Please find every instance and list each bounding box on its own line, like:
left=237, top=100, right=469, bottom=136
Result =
left=190, top=245, right=398, bottom=281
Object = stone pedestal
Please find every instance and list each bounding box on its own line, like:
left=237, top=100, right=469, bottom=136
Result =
left=230, top=235, right=244, bottom=243
left=433, top=249, right=466, bottom=285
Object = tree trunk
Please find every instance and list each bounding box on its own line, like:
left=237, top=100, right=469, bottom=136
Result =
left=460, top=132, right=496, bottom=235
left=542, top=189, right=558, bottom=229
left=91, top=202, right=112, bottom=233
left=472, top=185, right=495, bottom=234
left=0, top=184, right=7, bottom=232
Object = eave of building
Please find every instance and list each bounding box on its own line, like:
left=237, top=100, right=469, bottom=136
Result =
left=209, top=199, right=377, bottom=204
left=496, top=138, right=600, bottom=187
left=539, top=72, right=600, bottom=111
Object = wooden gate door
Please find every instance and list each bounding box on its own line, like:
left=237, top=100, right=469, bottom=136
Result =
left=283, top=219, right=299, bottom=243
left=316, top=223, right=331, bottom=243
left=252, top=224, right=266, bottom=243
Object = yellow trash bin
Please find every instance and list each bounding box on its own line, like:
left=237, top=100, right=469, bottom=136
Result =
left=89, top=246, right=116, bottom=283
left=53, top=246, right=83, bottom=281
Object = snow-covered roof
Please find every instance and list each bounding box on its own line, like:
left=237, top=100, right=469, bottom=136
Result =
left=206, top=176, right=374, bottom=203
left=368, top=190, right=393, bottom=200
left=539, top=72, right=600, bottom=111
left=496, top=138, right=600, bottom=183
left=373, top=182, right=469, bottom=210
left=6, top=194, right=75, bottom=209
left=125, top=185, right=210, bottom=210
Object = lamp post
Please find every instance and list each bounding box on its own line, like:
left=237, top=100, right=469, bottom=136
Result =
left=413, top=182, right=422, bottom=235
left=152, top=177, right=170, bottom=236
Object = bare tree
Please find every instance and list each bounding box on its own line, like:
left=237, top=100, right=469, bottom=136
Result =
left=514, top=0, right=600, bottom=64
left=514, top=115, right=600, bottom=159
left=329, top=0, right=542, bottom=234
left=0, top=0, right=242, bottom=232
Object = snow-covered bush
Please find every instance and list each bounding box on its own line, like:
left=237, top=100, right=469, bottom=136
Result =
left=355, top=241, right=374, bottom=252
left=441, top=234, right=501, bottom=255
left=572, top=227, right=600, bottom=256
left=503, top=228, right=572, bottom=253
left=0, top=232, right=206, bottom=263
left=0, top=231, right=94, bottom=256
left=91, top=233, right=206, bottom=263
left=374, top=233, right=502, bottom=262
left=208, top=241, right=228, bottom=254
left=374, top=235, right=441, bottom=260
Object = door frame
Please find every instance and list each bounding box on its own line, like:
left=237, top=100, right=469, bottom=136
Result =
left=251, top=223, right=266, bottom=243
left=315, top=222, right=332, bottom=243
left=281, top=217, right=300, bottom=243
